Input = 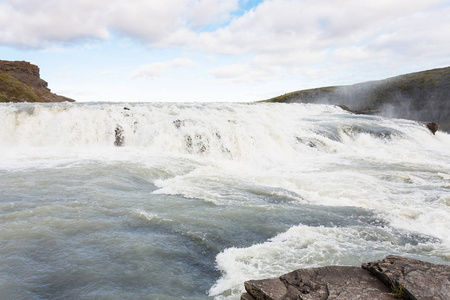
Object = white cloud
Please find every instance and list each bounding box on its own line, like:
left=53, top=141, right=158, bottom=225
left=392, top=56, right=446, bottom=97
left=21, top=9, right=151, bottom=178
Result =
left=1, top=0, right=449, bottom=89
left=187, top=0, right=239, bottom=28
left=108, top=0, right=187, bottom=42
left=0, top=0, right=241, bottom=47
left=131, top=58, right=197, bottom=79
left=198, top=0, right=448, bottom=54
left=0, top=0, right=110, bottom=46
left=369, top=7, right=450, bottom=57
left=100, top=70, right=118, bottom=76
left=211, top=62, right=282, bottom=83
left=200, top=0, right=450, bottom=82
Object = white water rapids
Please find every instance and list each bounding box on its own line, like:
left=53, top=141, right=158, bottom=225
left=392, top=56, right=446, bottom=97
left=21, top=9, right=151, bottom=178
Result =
left=0, top=102, right=449, bottom=299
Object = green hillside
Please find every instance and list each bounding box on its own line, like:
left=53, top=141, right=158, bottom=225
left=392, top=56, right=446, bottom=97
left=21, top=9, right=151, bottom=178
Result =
left=0, top=60, right=75, bottom=103
left=264, top=67, right=450, bottom=132
left=0, top=73, right=43, bottom=102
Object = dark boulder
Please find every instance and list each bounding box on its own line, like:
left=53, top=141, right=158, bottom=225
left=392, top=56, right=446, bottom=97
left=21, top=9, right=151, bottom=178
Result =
left=426, top=122, right=439, bottom=135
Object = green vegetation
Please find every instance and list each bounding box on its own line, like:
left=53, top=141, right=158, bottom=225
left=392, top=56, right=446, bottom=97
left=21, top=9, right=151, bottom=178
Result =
left=390, top=282, right=407, bottom=299
left=0, top=73, right=43, bottom=102
left=265, top=67, right=450, bottom=107
left=267, top=86, right=338, bottom=103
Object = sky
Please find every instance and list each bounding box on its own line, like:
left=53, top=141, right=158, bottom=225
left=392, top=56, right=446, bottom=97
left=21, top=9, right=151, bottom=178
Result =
left=1, top=0, right=449, bottom=102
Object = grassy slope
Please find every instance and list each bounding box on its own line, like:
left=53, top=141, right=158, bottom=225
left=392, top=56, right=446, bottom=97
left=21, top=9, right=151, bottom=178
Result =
left=264, top=67, right=450, bottom=132
left=0, top=73, right=44, bottom=102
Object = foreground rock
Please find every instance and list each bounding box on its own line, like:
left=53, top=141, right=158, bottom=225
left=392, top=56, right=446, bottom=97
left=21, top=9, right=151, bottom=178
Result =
left=242, top=256, right=450, bottom=300
left=0, top=60, right=75, bottom=102
left=363, top=255, right=450, bottom=300
left=243, top=266, right=394, bottom=300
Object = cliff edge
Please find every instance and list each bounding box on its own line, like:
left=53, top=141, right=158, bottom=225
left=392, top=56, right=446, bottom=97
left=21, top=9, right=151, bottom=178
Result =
left=0, top=60, right=75, bottom=103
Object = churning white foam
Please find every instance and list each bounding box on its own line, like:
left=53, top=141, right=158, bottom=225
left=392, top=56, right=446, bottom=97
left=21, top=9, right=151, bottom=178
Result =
left=1, top=102, right=449, bottom=299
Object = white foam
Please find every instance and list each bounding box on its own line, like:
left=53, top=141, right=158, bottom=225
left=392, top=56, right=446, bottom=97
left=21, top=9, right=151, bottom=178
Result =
left=2, top=102, right=449, bottom=299
left=134, top=209, right=171, bottom=224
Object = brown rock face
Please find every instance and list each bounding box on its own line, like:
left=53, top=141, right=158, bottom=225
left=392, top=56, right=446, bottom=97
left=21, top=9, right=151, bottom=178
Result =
left=0, top=60, right=48, bottom=90
left=0, top=60, right=75, bottom=102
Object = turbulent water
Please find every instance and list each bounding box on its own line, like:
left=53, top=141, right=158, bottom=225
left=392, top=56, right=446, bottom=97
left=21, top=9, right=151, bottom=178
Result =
left=0, top=102, right=449, bottom=299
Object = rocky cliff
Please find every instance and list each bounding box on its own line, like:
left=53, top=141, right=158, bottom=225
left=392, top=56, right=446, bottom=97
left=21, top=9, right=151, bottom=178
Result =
left=263, top=67, right=450, bottom=132
left=0, top=60, right=75, bottom=103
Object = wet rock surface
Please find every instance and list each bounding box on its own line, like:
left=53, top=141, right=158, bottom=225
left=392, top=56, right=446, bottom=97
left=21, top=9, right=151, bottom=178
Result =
left=114, top=124, right=125, bottom=146
left=242, top=256, right=450, bottom=300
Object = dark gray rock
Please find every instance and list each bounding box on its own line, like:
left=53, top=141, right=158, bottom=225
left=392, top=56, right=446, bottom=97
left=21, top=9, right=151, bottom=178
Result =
left=240, top=292, right=257, bottom=300
left=362, top=255, right=450, bottom=300
left=244, top=277, right=291, bottom=300
left=114, top=125, right=125, bottom=146
left=244, top=266, right=395, bottom=300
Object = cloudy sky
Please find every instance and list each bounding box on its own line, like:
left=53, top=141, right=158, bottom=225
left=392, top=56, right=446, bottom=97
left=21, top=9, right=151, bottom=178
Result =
left=1, top=0, right=449, bottom=102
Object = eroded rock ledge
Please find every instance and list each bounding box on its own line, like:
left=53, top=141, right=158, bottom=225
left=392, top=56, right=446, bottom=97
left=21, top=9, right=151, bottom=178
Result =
left=241, top=255, right=450, bottom=300
left=0, top=60, right=75, bottom=102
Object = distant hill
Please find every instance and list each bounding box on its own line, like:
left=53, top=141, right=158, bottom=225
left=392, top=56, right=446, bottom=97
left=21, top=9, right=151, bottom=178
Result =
left=0, top=60, right=75, bottom=103
left=263, top=67, right=450, bottom=132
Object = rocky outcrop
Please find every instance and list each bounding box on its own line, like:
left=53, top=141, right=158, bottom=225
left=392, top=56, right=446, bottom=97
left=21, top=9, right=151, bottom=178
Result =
left=0, top=60, right=47, bottom=89
left=0, top=60, right=75, bottom=102
left=241, top=256, right=450, bottom=300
